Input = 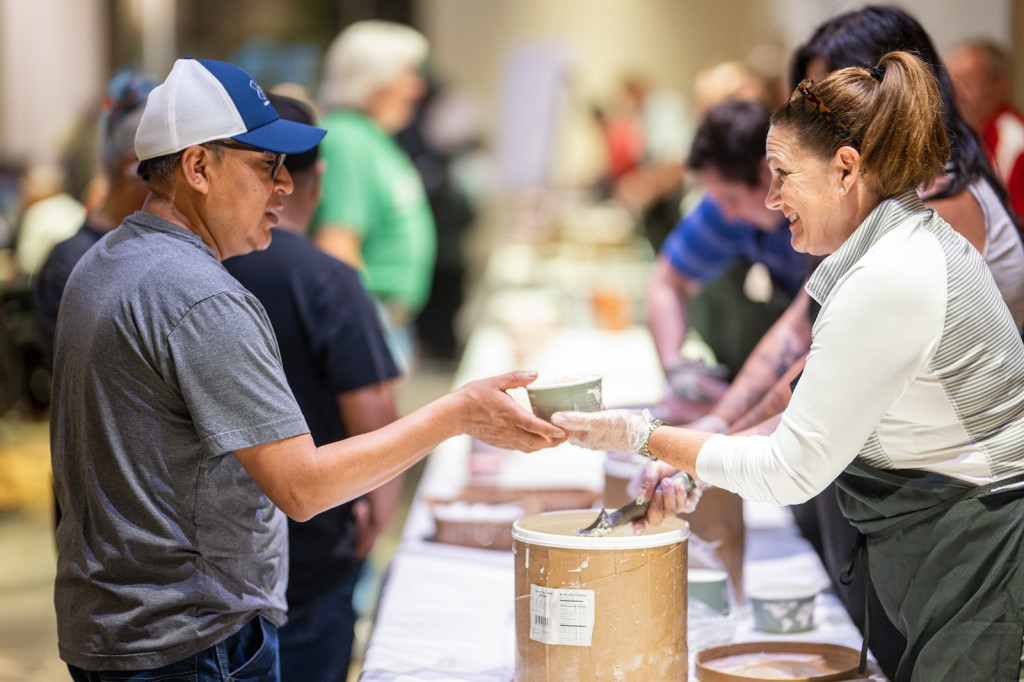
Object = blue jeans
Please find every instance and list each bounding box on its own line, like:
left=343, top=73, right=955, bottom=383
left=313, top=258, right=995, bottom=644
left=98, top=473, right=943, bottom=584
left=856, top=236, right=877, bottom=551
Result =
left=278, top=569, right=360, bottom=682
left=67, top=616, right=279, bottom=681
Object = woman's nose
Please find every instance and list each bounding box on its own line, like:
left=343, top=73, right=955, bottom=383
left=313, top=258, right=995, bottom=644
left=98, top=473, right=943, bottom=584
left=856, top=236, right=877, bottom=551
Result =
left=765, top=178, right=781, bottom=210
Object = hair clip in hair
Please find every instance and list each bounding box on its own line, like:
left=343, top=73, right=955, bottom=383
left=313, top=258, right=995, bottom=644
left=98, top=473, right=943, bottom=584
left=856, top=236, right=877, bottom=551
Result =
left=791, top=79, right=851, bottom=135
left=869, top=65, right=885, bottom=82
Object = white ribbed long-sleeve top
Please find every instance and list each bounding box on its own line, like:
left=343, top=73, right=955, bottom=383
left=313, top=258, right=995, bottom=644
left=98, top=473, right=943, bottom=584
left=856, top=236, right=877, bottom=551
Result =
left=697, top=190, right=1024, bottom=505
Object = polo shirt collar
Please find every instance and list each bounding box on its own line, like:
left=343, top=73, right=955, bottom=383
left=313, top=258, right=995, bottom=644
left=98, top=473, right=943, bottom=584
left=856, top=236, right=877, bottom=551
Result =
left=806, top=188, right=927, bottom=304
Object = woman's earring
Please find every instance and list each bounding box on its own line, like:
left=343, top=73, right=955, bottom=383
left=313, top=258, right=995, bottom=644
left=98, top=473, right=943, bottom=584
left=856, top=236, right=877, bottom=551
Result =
left=839, top=186, right=846, bottom=195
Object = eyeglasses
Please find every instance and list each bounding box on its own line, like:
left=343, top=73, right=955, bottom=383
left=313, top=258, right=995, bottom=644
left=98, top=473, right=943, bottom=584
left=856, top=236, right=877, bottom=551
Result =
left=205, top=140, right=286, bottom=180
left=790, top=79, right=850, bottom=137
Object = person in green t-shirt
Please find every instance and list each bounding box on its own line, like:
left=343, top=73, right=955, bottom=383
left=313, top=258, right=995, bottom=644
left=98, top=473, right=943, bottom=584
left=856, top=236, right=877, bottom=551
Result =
left=312, top=20, right=437, bottom=372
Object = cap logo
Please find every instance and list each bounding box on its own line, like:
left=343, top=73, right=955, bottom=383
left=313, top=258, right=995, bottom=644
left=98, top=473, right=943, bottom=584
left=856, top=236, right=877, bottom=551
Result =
left=249, top=80, right=270, bottom=105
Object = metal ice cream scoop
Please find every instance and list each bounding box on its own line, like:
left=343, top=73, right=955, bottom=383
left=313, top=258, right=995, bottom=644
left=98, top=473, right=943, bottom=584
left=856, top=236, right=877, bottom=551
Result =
left=575, top=471, right=695, bottom=537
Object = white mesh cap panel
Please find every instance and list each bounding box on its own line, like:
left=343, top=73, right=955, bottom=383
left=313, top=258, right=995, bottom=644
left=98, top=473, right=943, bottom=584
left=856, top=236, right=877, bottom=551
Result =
left=135, top=59, right=248, bottom=160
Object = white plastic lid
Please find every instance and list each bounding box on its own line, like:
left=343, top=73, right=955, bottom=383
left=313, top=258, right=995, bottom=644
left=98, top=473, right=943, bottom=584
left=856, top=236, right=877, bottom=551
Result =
left=512, top=509, right=689, bottom=550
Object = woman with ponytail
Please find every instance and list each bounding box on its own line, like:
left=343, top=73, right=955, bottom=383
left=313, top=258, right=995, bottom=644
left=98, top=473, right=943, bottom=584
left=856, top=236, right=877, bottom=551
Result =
left=554, top=51, right=1024, bottom=680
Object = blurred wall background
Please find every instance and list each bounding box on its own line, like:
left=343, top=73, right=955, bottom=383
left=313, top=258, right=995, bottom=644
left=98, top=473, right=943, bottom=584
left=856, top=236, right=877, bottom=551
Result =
left=0, top=0, right=1014, bottom=202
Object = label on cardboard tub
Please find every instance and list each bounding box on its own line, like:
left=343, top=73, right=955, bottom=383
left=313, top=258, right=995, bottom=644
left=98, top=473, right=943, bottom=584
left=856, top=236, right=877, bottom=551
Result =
left=529, top=585, right=595, bottom=646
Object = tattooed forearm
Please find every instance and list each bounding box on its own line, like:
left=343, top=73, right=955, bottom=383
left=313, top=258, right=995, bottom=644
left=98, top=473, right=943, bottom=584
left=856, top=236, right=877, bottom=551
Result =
left=728, top=354, right=807, bottom=433
left=711, top=330, right=810, bottom=423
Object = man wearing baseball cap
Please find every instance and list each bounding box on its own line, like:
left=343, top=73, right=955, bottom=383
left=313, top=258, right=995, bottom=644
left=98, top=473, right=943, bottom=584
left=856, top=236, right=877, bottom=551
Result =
left=51, top=58, right=564, bottom=681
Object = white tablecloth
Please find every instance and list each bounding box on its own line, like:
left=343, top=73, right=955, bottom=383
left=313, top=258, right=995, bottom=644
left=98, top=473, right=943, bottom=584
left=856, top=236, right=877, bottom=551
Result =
left=360, top=324, right=884, bottom=681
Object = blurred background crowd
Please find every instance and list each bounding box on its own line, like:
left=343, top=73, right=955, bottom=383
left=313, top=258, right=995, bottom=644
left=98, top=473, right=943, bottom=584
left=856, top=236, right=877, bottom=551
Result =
left=0, top=0, right=1018, bottom=417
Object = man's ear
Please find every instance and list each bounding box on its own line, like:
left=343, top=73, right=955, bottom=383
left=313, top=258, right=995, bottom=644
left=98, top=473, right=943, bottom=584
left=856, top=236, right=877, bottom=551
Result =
left=180, top=146, right=214, bottom=194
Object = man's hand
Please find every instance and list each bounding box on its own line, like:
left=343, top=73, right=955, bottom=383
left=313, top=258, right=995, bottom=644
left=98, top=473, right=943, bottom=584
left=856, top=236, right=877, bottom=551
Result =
left=457, top=371, right=567, bottom=452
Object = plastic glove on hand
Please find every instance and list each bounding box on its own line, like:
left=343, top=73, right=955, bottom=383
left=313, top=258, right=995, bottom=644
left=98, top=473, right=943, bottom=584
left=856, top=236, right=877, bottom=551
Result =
left=665, top=360, right=728, bottom=401
left=634, top=461, right=705, bottom=531
left=550, top=409, right=650, bottom=453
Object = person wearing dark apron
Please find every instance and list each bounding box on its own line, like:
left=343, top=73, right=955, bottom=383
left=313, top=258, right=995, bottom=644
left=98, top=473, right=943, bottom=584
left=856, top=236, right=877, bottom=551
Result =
left=553, top=53, right=1024, bottom=680
left=839, top=462, right=1024, bottom=679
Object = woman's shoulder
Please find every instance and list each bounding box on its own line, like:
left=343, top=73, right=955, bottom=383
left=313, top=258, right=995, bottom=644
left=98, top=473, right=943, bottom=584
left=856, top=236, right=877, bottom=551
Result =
left=921, top=183, right=987, bottom=254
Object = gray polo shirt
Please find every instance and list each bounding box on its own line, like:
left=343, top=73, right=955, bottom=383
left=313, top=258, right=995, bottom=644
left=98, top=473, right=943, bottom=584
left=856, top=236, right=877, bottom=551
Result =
left=51, top=211, right=309, bottom=670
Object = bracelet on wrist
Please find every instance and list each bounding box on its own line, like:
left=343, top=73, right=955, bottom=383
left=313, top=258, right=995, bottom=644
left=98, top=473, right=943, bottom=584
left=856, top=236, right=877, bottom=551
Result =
left=636, top=417, right=664, bottom=460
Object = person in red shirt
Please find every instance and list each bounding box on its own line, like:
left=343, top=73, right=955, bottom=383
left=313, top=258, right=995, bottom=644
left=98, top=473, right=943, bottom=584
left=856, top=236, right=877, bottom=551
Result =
left=947, top=39, right=1024, bottom=218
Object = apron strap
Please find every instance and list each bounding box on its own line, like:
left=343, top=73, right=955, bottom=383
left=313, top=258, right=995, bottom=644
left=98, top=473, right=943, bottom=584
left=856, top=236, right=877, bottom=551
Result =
left=839, top=534, right=871, bottom=674
left=836, top=470, right=1024, bottom=675
left=868, top=471, right=1024, bottom=541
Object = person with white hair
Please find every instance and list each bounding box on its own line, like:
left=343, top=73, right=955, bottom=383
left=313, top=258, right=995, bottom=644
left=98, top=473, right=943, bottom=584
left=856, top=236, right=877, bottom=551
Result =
left=312, top=20, right=435, bottom=373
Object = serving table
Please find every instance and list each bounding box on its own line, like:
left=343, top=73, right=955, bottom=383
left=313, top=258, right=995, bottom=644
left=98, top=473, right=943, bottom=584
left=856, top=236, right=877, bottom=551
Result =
left=359, top=316, right=885, bottom=680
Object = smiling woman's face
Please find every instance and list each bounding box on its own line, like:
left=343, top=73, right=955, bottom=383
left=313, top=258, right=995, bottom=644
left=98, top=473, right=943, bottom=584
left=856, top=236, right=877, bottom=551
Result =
left=764, top=124, right=854, bottom=256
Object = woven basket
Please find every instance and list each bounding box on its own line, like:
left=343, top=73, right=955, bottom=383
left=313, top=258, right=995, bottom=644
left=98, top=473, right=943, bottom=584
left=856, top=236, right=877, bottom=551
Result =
left=429, top=485, right=601, bottom=551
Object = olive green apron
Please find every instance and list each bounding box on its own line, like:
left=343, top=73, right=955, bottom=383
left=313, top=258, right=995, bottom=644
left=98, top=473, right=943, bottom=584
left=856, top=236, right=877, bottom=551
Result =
left=836, top=460, right=1024, bottom=681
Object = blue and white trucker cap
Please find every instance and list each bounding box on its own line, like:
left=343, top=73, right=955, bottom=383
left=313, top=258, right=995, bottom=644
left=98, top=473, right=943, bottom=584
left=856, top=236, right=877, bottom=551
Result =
left=135, top=57, right=326, bottom=161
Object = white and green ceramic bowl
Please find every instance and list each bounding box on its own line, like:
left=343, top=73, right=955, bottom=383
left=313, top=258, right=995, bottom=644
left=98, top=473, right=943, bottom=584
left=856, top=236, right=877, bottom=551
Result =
left=526, top=374, right=603, bottom=422
left=749, top=584, right=818, bottom=634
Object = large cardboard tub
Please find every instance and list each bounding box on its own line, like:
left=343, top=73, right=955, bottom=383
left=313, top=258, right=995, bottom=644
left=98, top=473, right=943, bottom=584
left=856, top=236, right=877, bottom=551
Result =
left=513, top=509, right=689, bottom=681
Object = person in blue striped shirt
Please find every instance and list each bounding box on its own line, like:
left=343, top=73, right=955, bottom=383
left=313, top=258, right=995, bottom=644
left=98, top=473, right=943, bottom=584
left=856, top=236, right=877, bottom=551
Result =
left=646, top=99, right=813, bottom=394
